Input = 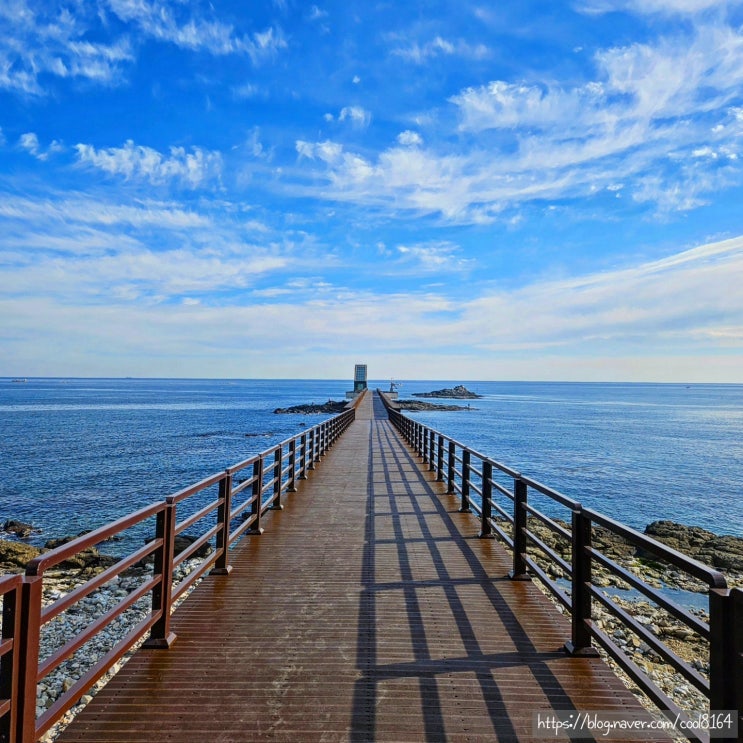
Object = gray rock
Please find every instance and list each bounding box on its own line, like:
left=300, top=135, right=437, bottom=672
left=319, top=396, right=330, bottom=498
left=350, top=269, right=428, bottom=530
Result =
left=2, top=519, right=38, bottom=538
left=411, top=384, right=483, bottom=399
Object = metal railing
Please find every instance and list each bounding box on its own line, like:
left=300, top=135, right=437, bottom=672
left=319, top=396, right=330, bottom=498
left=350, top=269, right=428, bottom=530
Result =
left=379, top=391, right=742, bottom=743
left=0, top=396, right=361, bottom=743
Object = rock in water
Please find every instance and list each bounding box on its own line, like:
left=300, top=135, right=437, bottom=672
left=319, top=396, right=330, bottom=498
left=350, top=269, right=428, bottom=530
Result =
left=274, top=400, right=348, bottom=414
left=2, top=519, right=38, bottom=538
left=411, top=385, right=482, bottom=399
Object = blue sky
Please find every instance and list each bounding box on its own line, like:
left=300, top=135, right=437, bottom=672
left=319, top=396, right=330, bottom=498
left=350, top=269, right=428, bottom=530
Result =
left=2, top=0, right=743, bottom=381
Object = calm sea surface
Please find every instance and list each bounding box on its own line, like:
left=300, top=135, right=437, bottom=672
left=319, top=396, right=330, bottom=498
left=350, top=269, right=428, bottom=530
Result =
left=1, top=378, right=741, bottom=548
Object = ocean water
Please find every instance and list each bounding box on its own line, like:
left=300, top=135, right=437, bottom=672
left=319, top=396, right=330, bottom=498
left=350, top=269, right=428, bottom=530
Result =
left=1, top=378, right=741, bottom=551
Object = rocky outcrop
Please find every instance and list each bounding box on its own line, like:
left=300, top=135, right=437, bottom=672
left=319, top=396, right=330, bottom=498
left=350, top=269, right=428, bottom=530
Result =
left=644, top=520, right=743, bottom=572
left=396, top=399, right=473, bottom=411
left=274, top=400, right=348, bottom=414
left=411, top=385, right=482, bottom=399
left=2, top=519, right=39, bottom=538
left=0, top=539, right=43, bottom=571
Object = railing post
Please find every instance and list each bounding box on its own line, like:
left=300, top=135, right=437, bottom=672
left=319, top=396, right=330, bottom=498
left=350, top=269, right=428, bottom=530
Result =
left=459, top=450, right=471, bottom=513
left=436, top=434, right=444, bottom=481
left=250, top=457, right=265, bottom=534
left=447, top=441, right=455, bottom=494
left=144, top=502, right=177, bottom=648
left=271, top=448, right=284, bottom=510
left=428, top=431, right=435, bottom=471
left=479, top=461, right=495, bottom=539
left=565, top=509, right=598, bottom=656
left=16, top=575, right=42, bottom=743
left=288, top=438, right=298, bottom=492
left=211, top=473, right=233, bottom=575
left=709, top=587, right=741, bottom=732
left=308, top=429, right=316, bottom=471
left=299, top=433, right=308, bottom=479
left=0, top=577, right=20, bottom=743
left=509, top=478, right=530, bottom=580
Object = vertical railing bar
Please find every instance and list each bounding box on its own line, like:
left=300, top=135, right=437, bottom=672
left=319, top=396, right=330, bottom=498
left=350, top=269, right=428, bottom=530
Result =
left=459, top=450, right=471, bottom=513
left=271, top=448, right=283, bottom=510
left=308, top=429, right=316, bottom=471
left=288, top=438, right=298, bottom=492
left=565, top=509, right=598, bottom=656
left=211, top=473, right=233, bottom=575
left=17, top=575, right=42, bottom=743
left=510, top=478, right=530, bottom=580
left=250, top=457, right=265, bottom=534
left=0, top=578, right=20, bottom=743
left=479, top=461, right=494, bottom=539
left=447, top=441, right=455, bottom=494
left=143, top=502, right=176, bottom=648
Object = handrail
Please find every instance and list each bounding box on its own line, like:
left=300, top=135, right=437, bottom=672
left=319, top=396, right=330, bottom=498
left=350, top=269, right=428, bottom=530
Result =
left=378, top=390, right=741, bottom=743
left=4, top=396, right=360, bottom=743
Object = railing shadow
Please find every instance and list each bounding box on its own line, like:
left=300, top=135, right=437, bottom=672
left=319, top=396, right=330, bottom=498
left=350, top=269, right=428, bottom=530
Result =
left=350, top=394, right=587, bottom=742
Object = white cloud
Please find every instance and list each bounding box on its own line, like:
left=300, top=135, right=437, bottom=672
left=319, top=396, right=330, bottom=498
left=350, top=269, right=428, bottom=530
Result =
left=294, top=21, right=743, bottom=219
left=577, top=0, right=739, bottom=15
left=308, top=5, right=328, bottom=21
left=105, top=0, right=286, bottom=62
left=4, top=234, right=742, bottom=380
left=397, top=130, right=423, bottom=146
left=18, top=132, right=64, bottom=160
left=0, top=193, right=210, bottom=230
left=75, top=140, right=223, bottom=188
left=392, top=36, right=489, bottom=64
left=338, top=106, right=372, bottom=128
left=0, top=2, right=134, bottom=95
left=396, top=241, right=471, bottom=272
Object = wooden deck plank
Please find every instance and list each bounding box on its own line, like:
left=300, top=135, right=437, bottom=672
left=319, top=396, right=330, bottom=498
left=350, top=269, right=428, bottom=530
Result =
left=56, top=391, right=663, bottom=742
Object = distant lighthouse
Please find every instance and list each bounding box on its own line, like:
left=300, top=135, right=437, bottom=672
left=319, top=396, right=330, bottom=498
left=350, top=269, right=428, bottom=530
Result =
left=346, top=363, right=367, bottom=398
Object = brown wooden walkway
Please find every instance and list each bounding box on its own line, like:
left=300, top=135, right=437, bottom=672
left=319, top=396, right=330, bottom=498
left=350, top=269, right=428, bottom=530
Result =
left=57, top=391, right=655, bottom=742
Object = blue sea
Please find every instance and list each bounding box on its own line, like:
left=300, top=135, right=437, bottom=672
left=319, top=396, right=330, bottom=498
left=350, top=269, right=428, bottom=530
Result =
left=1, top=378, right=741, bottom=550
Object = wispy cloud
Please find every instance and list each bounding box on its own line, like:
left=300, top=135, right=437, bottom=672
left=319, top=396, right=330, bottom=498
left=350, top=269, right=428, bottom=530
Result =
left=4, top=233, right=741, bottom=378
left=293, top=20, right=743, bottom=220
left=391, top=36, right=489, bottom=64
left=395, top=241, right=472, bottom=273
left=18, top=132, right=65, bottom=160
left=75, top=140, right=223, bottom=188
left=105, top=0, right=287, bottom=62
left=0, top=1, right=134, bottom=95
left=577, top=0, right=740, bottom=15
left=0, top=193, right=210, bottom=229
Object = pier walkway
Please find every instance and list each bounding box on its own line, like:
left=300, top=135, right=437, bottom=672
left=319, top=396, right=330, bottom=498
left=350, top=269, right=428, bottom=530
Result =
left=57, top=391, right=654, bottom=742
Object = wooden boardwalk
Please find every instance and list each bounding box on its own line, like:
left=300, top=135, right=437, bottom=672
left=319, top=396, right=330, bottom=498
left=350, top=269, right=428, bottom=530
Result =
left=57, top=391, right=656, bottom=742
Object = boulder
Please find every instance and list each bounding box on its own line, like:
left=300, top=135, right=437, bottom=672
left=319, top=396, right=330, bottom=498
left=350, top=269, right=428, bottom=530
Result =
left=0, top=539, right=43, bottom=572
left=2, top=519, right=38, bottom=538
left=174, top=534, right=213, bottom=559
left=643, top=520, right=743, bottom=573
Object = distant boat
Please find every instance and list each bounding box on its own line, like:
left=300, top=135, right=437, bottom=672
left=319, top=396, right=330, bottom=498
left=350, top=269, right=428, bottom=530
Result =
left=11, top=378, right=28, bottom=383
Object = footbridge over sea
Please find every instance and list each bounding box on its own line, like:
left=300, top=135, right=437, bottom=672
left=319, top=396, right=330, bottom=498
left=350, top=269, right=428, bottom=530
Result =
left=1, top=390, right=741, bottom=742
